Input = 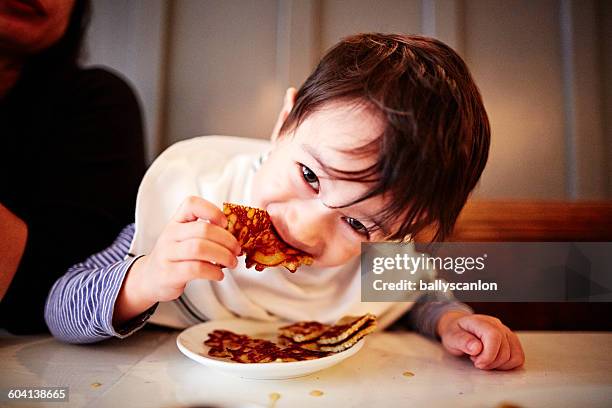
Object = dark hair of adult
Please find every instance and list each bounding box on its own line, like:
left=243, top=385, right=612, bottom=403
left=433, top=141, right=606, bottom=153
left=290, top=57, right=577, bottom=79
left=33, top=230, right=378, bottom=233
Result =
left=279, top=33, right=491, bottom=242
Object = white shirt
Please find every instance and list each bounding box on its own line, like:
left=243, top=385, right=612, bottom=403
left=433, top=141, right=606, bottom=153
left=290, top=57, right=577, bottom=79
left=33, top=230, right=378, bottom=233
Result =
left=129, top=136, right=416, bottom=329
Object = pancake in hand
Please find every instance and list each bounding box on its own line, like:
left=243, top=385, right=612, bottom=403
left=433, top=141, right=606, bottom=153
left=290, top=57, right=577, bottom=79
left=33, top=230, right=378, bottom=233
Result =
left=223, top=202, right=314, bottom=272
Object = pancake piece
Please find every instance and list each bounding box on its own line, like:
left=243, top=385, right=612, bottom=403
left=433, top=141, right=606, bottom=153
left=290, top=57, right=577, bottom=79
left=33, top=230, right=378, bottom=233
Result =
left=274, top=344, right=330, bottom=362
left=280, top=314, right=378, bottom=352
left=204, top=330, right=250, bottom=358
left=316, top=313, right=377, bottom=345
left=204, top=329, right=249, bottom=350
left=230, top=338, right=281, bottom=363
left=223, top=203, right=314, bottom=272
left=204, top=314, right=377, bottom=363
left=204, top=329, right=328, bottom=363
left=277, top=335, right=321, bottom=351
left=278, top=321, right=330, bottom=343
left=317, top=320, right=377, bottom=352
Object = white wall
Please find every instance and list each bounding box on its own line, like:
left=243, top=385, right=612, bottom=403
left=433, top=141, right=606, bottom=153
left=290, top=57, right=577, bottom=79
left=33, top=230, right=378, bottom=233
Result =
left=463, top=0, right=568, bottom=199
left=320, top=0, right=422, bottom=50
left=84, top=0, right=167, bottom=162
left=85, top=0, right=611, bottom=199
left=163, top=0, right=281, bottom=144
left=601, top=0, right=612, bottom=196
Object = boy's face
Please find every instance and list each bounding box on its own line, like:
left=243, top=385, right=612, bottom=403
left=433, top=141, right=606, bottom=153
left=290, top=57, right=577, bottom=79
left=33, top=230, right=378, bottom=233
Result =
left=251, top=102, right=393, bottom=268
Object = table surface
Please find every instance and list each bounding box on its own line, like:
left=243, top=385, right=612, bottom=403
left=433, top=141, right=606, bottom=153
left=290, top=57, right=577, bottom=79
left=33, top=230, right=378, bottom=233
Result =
left=1, top=328, right=611, bottom=408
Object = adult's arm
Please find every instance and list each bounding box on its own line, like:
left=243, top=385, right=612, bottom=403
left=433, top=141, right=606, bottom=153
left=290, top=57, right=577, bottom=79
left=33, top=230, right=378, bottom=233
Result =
left=0, top=204, right=27, bottom=300
left=0, top=68, right=146, bottom=333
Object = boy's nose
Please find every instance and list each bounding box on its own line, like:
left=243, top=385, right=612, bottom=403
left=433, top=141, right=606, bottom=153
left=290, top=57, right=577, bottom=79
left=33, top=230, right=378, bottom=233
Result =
left=268, top=200, right=329, bottom=256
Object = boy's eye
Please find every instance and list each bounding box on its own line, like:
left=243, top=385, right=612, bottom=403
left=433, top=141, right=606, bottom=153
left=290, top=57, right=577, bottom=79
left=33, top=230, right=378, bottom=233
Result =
left=343, top=216, right=370, bottom=238
left=300, top=164, right=320, bottom=192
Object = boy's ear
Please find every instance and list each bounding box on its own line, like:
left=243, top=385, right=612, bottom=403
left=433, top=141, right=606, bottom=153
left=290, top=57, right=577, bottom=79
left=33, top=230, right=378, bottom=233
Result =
left=270, top=87, right=297, bottom=143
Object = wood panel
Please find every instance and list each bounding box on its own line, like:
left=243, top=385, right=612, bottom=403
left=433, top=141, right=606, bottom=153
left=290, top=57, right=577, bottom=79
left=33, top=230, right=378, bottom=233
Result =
left=416, top=200, right=612, bottom=330
left=446, top=200, right=612, bottom=242
left=464, top=0, right=567, bottom=199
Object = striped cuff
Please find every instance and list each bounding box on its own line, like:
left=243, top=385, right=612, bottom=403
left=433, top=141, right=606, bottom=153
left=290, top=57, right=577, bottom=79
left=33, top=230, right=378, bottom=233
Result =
left=100, top=256, right=155, bottom=339
left=114, top=303, right=158, bottom=338
left=407, top=292, right=474, bottom=340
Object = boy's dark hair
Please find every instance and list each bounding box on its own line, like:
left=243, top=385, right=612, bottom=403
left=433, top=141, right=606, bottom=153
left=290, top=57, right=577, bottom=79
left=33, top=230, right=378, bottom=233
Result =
left=279, top=33, right=490, bottom=242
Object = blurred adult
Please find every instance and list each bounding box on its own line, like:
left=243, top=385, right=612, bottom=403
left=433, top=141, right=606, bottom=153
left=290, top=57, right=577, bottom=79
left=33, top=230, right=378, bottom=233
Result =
left=0, top=0, right=146, bottom=333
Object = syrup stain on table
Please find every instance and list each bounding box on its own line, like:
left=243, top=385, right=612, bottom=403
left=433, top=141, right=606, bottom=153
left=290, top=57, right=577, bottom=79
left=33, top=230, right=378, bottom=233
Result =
left=496, top=403, right=523, bottom=408
left=402, top=371, right=415, bottom=377
left=268, top=392, right=281, bottom=408
left=309, top=390, right=324, bottom=397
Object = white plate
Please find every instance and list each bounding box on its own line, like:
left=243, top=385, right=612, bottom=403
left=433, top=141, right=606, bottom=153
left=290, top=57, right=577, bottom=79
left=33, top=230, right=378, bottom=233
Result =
left=176, top=319, right=365, bottom=380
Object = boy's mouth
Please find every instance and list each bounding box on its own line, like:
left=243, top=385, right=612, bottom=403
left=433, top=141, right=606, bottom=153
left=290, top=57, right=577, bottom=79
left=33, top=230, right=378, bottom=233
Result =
left=269, top=216, right=316, bottom=257
left=223, top=203, right=314, bottom=272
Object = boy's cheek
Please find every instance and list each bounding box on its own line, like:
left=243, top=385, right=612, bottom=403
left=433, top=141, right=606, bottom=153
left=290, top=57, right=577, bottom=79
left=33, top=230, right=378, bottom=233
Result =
left=252, top=163, right=299, bottom=207
left=313, top=238, right=360, bottom=267
left=251, top=173, right=291, bottom=208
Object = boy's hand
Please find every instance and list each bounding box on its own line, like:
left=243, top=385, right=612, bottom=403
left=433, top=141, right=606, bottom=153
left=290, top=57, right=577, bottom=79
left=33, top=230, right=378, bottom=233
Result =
left=114, top=196, right=242, bottom=324
left=436, top=311, right=525, bottom=370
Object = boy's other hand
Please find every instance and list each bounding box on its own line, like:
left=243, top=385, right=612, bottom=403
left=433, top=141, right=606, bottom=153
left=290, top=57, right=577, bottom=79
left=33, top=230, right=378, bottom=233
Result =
left=436, top=311, right=525, bottom=371
left=114, top=196, right=242, bottom=324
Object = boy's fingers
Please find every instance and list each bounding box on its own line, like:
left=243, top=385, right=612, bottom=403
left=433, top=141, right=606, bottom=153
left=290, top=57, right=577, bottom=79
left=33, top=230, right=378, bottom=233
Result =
left=177, top=261, right=224, bottom=281
left=443, top=330, right=482, bottom=356
left=171, top=220, right=241, bottom=255
left=478, top=331, right=511, bottom=369
left=497, top=332, right=526, bottom=370
left=171, top=238, right=238, bottom=269
left=173, top=196, right=227, bottom=227
left=457, top=318, right=502, bottom=367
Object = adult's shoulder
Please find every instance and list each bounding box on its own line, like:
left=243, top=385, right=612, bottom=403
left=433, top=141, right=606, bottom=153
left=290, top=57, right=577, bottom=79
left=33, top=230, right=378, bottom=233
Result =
left=52, top=67, right=144, bottom=155
left=68, top=66, right=141, bottom=110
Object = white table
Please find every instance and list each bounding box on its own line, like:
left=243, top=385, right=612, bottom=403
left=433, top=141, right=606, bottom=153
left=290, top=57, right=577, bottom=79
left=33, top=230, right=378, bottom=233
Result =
left=1, top=329, right=611, bottom=407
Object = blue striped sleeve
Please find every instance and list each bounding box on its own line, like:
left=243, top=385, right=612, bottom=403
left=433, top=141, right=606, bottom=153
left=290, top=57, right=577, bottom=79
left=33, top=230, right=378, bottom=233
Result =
left=406, top=292, right=474, bottom=339
left=44, top=224, right=152, bottom=344
left=389, top=282, right=474, bottom=339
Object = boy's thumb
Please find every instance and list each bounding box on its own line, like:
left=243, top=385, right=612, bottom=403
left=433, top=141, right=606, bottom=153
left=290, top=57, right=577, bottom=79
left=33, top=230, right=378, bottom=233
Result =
left=445, top=331, right=482, bottom=356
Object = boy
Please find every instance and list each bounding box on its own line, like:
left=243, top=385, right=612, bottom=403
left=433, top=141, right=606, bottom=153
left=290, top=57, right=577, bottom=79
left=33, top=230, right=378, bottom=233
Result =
left=45, top=33, right=524, bottom=371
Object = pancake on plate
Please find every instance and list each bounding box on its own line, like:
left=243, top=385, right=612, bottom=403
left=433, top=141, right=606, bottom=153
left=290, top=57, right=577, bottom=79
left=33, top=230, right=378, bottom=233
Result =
left=278, top=321, right=330, bottom=343
left=204, top=314, right=377, bottom=363
left=205, top=329, right=329, bottom=363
